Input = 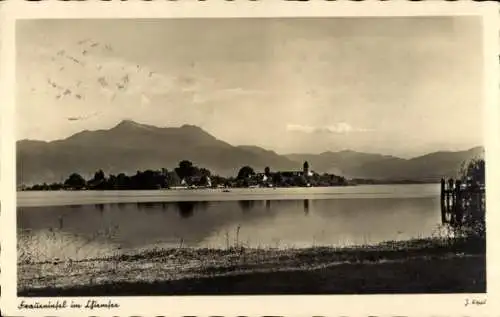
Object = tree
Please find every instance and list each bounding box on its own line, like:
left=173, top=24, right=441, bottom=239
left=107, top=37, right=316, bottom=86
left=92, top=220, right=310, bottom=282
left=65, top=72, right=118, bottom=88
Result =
left=450, top=158, right=486, bottom=240
left=107, top=174, right=117, bottom=190
left=132, top=169, right=163, bottom=189
left=48, top=182, right=63, bottom=190
left=166, top=171, right=181, bottom=187
left=273, top=172, right=283, bottom=185
left=199, top=168, right=211, bottom=177
left=199, top=175, right=211, bottom=187
left=175, top=160, right=195, bottom=180
left=264, top=166, right=271, bottom=177
left=93, top=169, right=105, bottom=182
left=294, top=175, right=307, bottom=187
left=161, top=168, right=169, bottom=176
left=88, top=169, right=106, bottom=189
left=64, top=173, right=86, bottom=190
left=115, top=173, right=129, bottom=189
left=237, top=166, right=255, bottom=180
left=460, top=158, right=485, bottom=188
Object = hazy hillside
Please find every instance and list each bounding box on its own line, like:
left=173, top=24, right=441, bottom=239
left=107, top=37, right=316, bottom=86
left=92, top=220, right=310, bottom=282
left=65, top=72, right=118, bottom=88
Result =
left=17, top=120, right=484, bottom=185
left=286, top=150, right=399, bottom=176
left=17, top=120, right=299, bottom=184
left=287, top=147, right=484, bottom=182
left=356, top=147, right=484, bottom=181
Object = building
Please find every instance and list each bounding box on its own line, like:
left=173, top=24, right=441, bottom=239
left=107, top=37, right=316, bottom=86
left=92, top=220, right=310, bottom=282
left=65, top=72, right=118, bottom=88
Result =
left=279, top=161, right=313, bottom=178
left=253, top=161, right=314, bottom=187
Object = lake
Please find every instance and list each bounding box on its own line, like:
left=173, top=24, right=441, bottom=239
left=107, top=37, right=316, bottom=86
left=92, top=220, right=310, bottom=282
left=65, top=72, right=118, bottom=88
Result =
left=17, top=184, right=443, bottom=262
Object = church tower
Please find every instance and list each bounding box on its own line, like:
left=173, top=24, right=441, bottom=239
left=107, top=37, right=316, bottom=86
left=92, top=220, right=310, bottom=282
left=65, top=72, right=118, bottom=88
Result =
left=303, top=161, right=309, bottom=176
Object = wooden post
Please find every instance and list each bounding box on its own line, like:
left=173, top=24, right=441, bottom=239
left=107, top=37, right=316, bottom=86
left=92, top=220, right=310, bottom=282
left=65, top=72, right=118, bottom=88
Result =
left=448, top=178, right=454, bottom=191
left=440, top=178, right=446, bottom=223
left=440, top=178, right=445, bottom=199
left=454, top=180, right=463, bottom=225
left=446, top=178, right=453, bottom=215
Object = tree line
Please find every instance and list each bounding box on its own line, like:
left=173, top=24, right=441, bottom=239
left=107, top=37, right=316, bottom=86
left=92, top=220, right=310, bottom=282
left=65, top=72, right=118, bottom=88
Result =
left=23, top=160, right=349, bottom=191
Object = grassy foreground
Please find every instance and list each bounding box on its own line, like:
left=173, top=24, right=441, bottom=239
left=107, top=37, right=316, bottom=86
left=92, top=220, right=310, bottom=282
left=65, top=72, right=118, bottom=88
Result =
left=18, top=237, right=486, bottom=296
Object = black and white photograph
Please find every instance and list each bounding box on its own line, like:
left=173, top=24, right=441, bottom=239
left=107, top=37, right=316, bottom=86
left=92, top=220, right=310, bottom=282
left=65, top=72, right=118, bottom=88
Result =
left=0, top=1, right=499, bottom=316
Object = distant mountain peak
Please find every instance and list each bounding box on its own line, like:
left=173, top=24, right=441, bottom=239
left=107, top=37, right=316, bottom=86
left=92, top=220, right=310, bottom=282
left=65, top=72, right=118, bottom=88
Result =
left=180, top=124, right=203, bottom=130
left=468, top=146, right=485, bottom=152
left=120, top=119, right=137, bottom=124
left=116, top=119, right=145, bottom=128
left=114, top=121, right=206, bottom=131
left=113, top=119, right=160, bottom=131
left=178, top=124, right=216, bottom=137
left=16, top=117, right=485, bottom=185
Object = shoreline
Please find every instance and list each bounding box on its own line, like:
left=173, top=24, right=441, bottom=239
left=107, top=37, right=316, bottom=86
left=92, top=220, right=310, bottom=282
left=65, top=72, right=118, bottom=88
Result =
left=17, top=184, right=440, bottom=207
left=18, top=237, right=486, bottom=296
left=17, top=181, right=440, bottom=192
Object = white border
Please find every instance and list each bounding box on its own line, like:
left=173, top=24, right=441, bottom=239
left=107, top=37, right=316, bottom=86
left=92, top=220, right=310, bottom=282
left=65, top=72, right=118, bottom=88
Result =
left=1, top=1, right=499, bottom=316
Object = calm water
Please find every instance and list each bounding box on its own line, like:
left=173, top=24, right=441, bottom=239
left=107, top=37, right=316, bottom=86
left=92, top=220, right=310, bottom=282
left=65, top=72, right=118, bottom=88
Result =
left=18, top=185, right=443, bottom=261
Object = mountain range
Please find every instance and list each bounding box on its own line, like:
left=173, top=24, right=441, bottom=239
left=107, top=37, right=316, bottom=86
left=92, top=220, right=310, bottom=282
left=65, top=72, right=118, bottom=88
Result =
left=17, top=120, right=484, bottom=185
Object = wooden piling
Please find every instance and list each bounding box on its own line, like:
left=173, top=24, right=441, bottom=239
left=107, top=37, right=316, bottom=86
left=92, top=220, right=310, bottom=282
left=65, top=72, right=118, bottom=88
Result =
left=440, top=178, right=445, bottom=199
left=445, top=178, right=452, bottom=215
left=454, top=180, right=463, bottom=225
left=440, top=178, right=446, bottom=223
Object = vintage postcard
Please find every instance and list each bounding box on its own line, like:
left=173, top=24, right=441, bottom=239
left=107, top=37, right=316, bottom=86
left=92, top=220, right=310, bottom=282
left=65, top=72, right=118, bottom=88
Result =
left=1, top=0, right=499, bottom=316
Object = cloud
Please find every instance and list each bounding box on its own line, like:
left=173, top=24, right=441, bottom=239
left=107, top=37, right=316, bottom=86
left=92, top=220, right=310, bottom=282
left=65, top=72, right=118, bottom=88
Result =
left=286, top=123, right=372, bottom=134
left=19, top=37, right=276, bottom=140
left=25, top=38, right=265, bottom=109
left=21, top=40, right=188, bottom=103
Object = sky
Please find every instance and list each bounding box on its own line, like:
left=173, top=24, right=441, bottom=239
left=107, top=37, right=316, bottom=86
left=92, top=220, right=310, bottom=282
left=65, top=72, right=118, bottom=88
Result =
left=16, top=17, right=483, bottom=157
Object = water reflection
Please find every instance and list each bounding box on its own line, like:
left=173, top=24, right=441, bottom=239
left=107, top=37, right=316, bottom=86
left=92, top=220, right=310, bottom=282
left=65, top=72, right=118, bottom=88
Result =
left=136, top=202, right=156, bottom=210
left=161, top=202, right=168, bottom=211
left=106, top=203, right=127, bottom=211
left=265, top=200, right=271, bottom=210
left=18, top=197, right=441, bottom=251
left=143, top=202, right=157, bottom=210
left=94, top=204, right=105, bottom=213
left=238, top=200, right=255, bottom=212
left=174, top=201, right=211, bottom=218
left=176, top=201, right=196, bottom=218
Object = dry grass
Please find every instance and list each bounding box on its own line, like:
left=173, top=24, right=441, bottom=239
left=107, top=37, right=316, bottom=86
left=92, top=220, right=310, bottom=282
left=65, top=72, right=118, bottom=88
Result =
left=18, top=234, right=485, bottom=295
